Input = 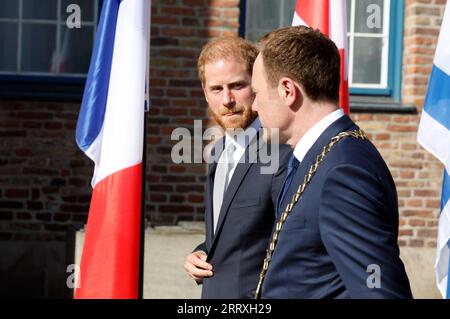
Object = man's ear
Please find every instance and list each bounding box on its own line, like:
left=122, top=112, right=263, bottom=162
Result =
left=278, top=77, right=301, bottom=111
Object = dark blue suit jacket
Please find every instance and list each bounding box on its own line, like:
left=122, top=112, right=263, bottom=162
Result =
left=195, top=132, right=291, bottom=299
left=262, top=115, right=412, bottom=299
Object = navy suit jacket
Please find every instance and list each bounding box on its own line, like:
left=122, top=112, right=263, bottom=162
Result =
left=262, top=115, right=412, bottom=299
left=195, top=132, right=291, bottom=299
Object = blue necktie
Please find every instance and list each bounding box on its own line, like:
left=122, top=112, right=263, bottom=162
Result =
left=277, top=154, right=300, bottom=216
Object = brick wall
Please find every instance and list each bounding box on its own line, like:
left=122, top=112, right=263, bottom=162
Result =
left=0, top=0, right=446, bottom=248
left=403, top=0, right=445, bottom=106
left=0, top=101, right=91, bottom=242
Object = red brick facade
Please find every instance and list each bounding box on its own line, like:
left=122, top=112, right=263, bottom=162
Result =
left=0, top=101, right=90, bottom=241
left=0, top=0, right=446, bottom=250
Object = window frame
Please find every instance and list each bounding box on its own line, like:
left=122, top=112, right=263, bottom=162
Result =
left=0, top=0, right=101, bottom=101
left=348, top=0, right=404, bottom=102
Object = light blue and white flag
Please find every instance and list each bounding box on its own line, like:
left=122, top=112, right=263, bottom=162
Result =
left=417, top=0, right=450, bottom=299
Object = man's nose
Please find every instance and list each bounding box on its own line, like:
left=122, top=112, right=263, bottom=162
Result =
left=222, top=88, right=235, bottom=107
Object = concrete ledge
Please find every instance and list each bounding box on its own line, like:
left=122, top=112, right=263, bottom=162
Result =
left=144, top=223, right=203, bottom=299
left=400, top=247, right=441, bottom=299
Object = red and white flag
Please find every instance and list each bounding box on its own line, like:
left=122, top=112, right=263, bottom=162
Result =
left=292, top=0, right=349, bottom=114
left=75, top=0, right=150, bottom=299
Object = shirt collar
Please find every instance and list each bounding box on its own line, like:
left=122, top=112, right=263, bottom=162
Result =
left=225, top=117, right=261, bottom=152
left=293, top=109, right=344, bottom=162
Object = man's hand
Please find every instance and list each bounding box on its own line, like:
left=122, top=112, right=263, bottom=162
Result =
left=184, top=251, right=213, bottom=284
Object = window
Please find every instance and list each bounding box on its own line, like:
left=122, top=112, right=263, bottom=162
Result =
left=241, top=0, right=405, bottom=103
left=347, top=0, right=403, bottom=100
left=0, top=0, right=99, bottom=99
left=243, top=0, right=296, bottom=41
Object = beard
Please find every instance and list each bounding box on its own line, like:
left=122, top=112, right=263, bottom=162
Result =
left=211, top=105, right=258, bottom=130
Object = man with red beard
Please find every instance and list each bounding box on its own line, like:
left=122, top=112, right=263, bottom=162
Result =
left=184, top=37, right=291, bottom=299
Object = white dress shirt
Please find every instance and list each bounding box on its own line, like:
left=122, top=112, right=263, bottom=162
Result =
left=293, top=109, right=344, bottom=162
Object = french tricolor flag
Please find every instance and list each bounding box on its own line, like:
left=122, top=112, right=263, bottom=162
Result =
left=75, top=0, right=150, bottom=299
left=417, top=1, right=450, bottom=299
left=292, top=0, right=349, bottom=114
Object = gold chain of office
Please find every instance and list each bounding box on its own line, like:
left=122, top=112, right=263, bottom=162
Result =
left=254, top=128, right=368, bottom=299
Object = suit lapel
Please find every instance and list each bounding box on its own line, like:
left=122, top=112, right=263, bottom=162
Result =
left=278, top=115, right=358, bottom=215
left=208, top=130, right=263, bottom=256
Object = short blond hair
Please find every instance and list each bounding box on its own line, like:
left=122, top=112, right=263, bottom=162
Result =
left=197, top=36, right=258, bottom=85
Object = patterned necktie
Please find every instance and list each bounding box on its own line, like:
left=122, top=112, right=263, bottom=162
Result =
left=277, top=154, right=300, bottom=216
left=213, top=142, right=236, bottom=234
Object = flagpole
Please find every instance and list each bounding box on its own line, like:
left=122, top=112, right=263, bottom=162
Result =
left=138, top=111, right=147, bottom=300
left=139, top=1, right=151, bottom=299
